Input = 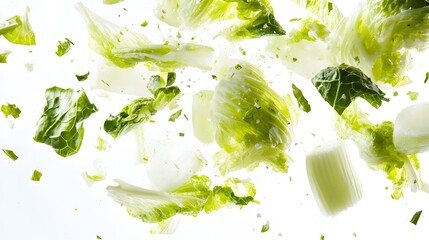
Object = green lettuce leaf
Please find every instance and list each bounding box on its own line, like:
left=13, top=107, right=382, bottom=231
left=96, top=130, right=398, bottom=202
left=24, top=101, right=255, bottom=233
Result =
left=104, top=86, right=180, bottom=138
left=312, top=64, right=388, bottom=115
left=107, top=175, right=256, bottom=223
left=2, top=149, right=18, bottom=161
left=33, top=87, right=98, bottom=157
left=75, top=3, right=214, bottom=70
left=2, top=7, right=36, bottom=45
left=211, top=61, right=299, bottom=175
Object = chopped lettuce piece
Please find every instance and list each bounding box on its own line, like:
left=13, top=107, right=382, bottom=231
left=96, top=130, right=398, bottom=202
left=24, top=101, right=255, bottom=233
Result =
left=82, top=160, right=106, bottom=187
left=96, top=137, right=108, bottom=151
left=168, top=109, right=182, bottom=122
left=2, top=149, right=18, bottom=161
left=211, top=61, right=299, bottom=175
left=31, top=170, right=42, bottom=181
left=33, top=87, right=98, bottom=157
left=1, top=103, right=21, bottom=119
left=292, top=84, right=311, bottom=113
left=75, top=3, right=214, bottom=70
left=155, top=0, right=285, bottom=41
left=261, top=221, right=270, bottom=233
left=55, top=38, right=74, bottom=57
left=104, top=86, right=180, bottom=138
left=0, top=50, right=11, bottom=63
left=312, top=64, right=388, bottom=115
left=3, top=7, right=36, bottom=45
left=76, top=71, right=90, bottom=81
left=337, top=103, right=423, bottom=199
left=107, top=175, right=256, bottom=223
left=425, top=72, right=429, bottom=84
left=0, top=16, right=20, bottom=35
left=410, top=210, right=423, bottom=225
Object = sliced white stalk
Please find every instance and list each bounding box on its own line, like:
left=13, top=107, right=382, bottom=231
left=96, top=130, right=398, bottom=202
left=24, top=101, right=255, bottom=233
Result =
left=145, top=140, right=205, bottom=192
left=394, top=102, right=429, bottom=154
left=192, top=90, right=214, bottom=144
left=306, top=140, right=364, bottom=216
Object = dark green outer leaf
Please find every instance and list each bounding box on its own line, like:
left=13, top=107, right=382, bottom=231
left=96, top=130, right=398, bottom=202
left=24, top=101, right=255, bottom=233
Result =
left=33, top=87, right=97, bottom=157
left=292, top=84, right=311, bottom=113
left=311, top=64, right=388, bottom=115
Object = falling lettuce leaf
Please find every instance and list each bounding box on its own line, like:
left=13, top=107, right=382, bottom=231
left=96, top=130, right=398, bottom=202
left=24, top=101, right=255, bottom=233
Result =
left=107, top=175, right=256, bottom=223
left=1, top=103, right=21, bottom=119
left=33, top=87, right=98, bottom=157
left=103, top=0, right=124, bottom=4
left=104, top=86, right=180, bottom=138
left=2, top=149, right=18, bottom=161
left=2, top=7, right=36, bottom=45
left=211, top=61, right=299, bottom=175
left=55, top=38, right=74, bottom=57
left=312, top=64, right=388, bottom=115
left=292, top=84, right=311, bottom=113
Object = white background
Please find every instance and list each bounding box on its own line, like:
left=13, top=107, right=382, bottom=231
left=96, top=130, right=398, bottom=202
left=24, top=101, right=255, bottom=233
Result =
left=1, top=0, right=429, bottom=239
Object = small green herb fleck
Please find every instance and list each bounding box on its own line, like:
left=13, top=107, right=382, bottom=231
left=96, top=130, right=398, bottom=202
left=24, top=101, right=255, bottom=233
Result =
left=327, top=2, right=333, bottom=12
left=320, top=235, right=325, bottom=240
left=292, top=58, right=298, bottom=62
left=96, top=235, right=102, bottom=240
left=424, top=72, right=429, bottom=84
left=141, top=21, right=148, bottom=27
left=169, top=109, right=182, bottom=122
left=353, top=56, right=360, bottom=63
left=176, top=32, right=182, bottom=39
left=167, top=72, right=176, bottom=86
left=211, top=75, right=218, bottom=80
left=1, top=103, right=21, bottom=119
left=393, top=91, right=398, bottom=97
left=96, top=137, right=107, bottom=151
left=411, top=210, right=423, bottom=225
left=235, top=64, right=242, bottom=70
left=289, top=18, right=301, bottom=22
left=76, top=71, right=90, bottom=81
left=406, top=91, right=419, bottom=101
left=56, top=38, right=74, bottom=57
left=261, top=221, right=270, bottom=233
left=2, top=149, right=18, bottom=161
left=101, top=80, right=110, bottom=87
left=183, top=114, right=189, bottom=121
left=179, top=132, right=185, bottom=137
left=239, top=47, right=246, bottom=56
left=31, top=170, right=42, bottom=181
